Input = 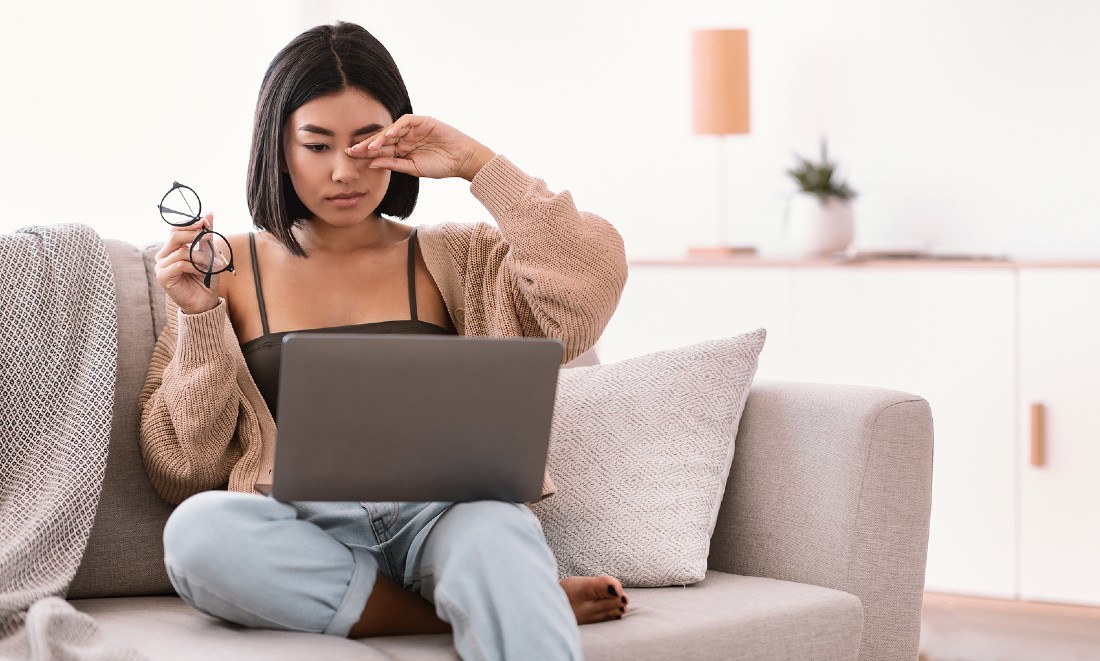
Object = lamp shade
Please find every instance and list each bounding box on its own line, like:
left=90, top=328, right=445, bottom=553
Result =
left=692, top=29, right=750, bottom=135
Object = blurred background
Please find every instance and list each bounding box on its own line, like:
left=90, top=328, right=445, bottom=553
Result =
left=1, top=0, right=1098, bottom=258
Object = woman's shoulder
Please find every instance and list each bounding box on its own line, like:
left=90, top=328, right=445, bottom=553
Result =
left=416, top=221, right=500, bottom=251
left=417, top=221, right=510, bottom=273
left=224, top=230, right=262, bottom=262
left=413, top=222, right=500, bottom=293
left=219, top=231, right=263, bottom=306
left=221, top=229, right=257, bottom=255
left=223, top=230, right=259, bottom=253
left=223, top=229, right=279, bottom=271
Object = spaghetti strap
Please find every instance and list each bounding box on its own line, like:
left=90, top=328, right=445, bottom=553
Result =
left=248, top=233, right=270, bottom=336
left=407, top=227, right=419, bottom=322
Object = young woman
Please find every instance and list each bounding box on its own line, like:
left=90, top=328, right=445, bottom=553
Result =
left=140, top=21, right=628, bottom=659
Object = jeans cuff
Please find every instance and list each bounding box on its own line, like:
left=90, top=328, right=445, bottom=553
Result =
left=323, top=547, right=377, bottom=636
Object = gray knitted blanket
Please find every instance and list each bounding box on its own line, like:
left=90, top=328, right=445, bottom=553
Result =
left=0, top=224, right=138, bottom=659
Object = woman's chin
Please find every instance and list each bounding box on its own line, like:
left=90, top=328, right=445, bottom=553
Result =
left=306, top=208, right=383, bottom=226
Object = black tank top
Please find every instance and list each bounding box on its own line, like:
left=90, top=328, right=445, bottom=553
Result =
left=240, top=227, right=454, bottom=418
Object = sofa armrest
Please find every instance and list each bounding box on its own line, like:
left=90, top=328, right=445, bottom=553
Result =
left=710, top=380, right=933, bottom=661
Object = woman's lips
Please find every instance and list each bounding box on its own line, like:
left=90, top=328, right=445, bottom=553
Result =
left=329, top=193, right=364, bottom=209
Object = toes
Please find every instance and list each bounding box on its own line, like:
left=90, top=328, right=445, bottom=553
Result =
left=596, top=576, right=630, bottom=613
left=575, top=599, right=626, bottom=625
left=561, top=575, right=632, bottom=625
left=593, top=596, right=626, bottom=619
left=599, top=576, right=630, bottom=609
left=598, top=575, right=626, bottom=599
left=605, top=575, right=627, bottom=603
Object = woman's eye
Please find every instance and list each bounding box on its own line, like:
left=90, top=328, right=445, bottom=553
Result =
left=304, top=144, right=329, bottom=153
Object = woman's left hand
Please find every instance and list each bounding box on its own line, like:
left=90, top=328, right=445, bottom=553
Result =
left=346, top=115, right=495, bottom=182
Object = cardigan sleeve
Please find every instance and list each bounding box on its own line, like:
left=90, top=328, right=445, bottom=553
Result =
left=138, top=298, right=247, bottom=504
left=452, top=155, right=628, bottom=363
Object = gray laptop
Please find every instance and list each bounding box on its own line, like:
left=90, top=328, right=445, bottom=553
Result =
left=259, top=333, right=563, bottom=503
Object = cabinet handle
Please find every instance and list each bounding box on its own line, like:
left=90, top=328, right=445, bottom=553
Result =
left=1030, top=403, right=1045, bottom=467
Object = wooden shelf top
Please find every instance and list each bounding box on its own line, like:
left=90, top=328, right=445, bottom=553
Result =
left=630, top=254, right=1100, bottom=269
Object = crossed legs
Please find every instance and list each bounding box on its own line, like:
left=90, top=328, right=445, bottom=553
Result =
left=164, top=492, right=625, bottom=660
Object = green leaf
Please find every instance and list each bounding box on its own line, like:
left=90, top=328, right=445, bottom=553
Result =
left=785, top=137, right=857, bottom=200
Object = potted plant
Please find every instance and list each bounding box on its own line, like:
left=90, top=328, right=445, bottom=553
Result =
left=782, top=139, right=857, bottom=256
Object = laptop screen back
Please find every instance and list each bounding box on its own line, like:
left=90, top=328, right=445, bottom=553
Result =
left=270, top=333, right=563, bottom=503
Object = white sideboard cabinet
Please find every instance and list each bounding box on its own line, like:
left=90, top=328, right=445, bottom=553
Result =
left=597, top=257, right=1100, bottom=607
left=1017, top=269, right=1100, bottom=606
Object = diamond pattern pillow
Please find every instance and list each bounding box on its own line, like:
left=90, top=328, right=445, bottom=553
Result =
left=529, top=329, right=766, bottom=587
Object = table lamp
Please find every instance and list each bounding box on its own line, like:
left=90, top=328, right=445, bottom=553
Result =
left=690, top=28, right=753, bottom=257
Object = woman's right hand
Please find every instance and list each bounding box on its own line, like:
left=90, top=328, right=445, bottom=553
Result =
left=154, top=213, right=222, bottom=315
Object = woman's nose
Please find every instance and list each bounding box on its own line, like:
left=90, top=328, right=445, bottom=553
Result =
left=332, top=151, right=361, bottom=182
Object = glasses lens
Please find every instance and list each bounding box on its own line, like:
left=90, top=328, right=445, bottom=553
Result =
left=190, top=231, right=233, bottom=275
left=161, top=184, right=202, bottom=226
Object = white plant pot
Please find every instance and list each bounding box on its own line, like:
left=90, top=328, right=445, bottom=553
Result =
left=781, top=194, right=855, bottom=257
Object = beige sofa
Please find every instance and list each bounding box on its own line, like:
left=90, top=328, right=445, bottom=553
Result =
left=60, top=238, right=934, bottom=660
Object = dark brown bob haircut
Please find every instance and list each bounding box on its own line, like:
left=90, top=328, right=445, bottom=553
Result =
left=246, top=21, right=417, bottom=257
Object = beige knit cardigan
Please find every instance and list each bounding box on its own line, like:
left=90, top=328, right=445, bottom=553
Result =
left=138, top=155, right=628, bottom=506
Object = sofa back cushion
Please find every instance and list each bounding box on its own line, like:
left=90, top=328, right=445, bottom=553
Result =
left=67, top=241, right=175, bottom=598
left=530, top=330, right=765, bottom=587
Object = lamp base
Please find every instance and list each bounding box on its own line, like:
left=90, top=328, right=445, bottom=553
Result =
left=687, top=244, right=757, bottom=258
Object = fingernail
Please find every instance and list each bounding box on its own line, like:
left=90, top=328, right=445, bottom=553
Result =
left=607, top=586, right=618, bottom=597
left=621, top=596, right=627, bottom=604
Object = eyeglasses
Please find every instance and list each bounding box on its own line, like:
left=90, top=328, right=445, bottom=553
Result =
left=158, top=181, right=235, bottom=288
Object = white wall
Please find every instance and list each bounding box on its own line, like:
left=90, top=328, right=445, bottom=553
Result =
left=3, top=0, right=1098, bottom=258
left=0, top=1, right=300, bottom=246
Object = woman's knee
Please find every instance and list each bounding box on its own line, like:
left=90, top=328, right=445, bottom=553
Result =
left=163, top=490, right=289, bottom=577
left=163, top=491, right=377, bottom=634
left=434, top=501, right=550, bottom=563
left=451, top=500, right=540, bottom=530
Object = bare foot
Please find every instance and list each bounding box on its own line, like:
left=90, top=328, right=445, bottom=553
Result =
left=560, top=575, right=629, bottom=624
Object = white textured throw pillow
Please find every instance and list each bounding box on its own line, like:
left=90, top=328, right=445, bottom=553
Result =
left=530, top=329, right=766, bottom=587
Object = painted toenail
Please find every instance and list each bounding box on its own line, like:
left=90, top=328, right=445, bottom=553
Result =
left=621, top=596, right=627, bottom=604
left=608, top=585, right=618, bottom=597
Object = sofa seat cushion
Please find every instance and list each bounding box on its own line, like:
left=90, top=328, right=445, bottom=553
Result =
left=592, top=571, right=863, bottom=661
left=71, top=571, right=862, bottom=661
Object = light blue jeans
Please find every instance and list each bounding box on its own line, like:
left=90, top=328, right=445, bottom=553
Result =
left=163, top=491, right=582, bottom=660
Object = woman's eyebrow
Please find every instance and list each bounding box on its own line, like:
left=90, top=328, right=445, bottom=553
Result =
left=297, top=123, right=384, bottom=137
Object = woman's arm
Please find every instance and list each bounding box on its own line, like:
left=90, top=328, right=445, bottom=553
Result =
left=139, top=299, right=245, bottom=505
left=466, top=156, right=627, bottom=361
left=350, top=116, right=628, bottom=361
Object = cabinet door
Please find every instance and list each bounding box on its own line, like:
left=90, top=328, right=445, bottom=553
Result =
left=791, top=267, right=1018, bottom=598
left=598, top=266, right=797, bottom=379
left=1018, top=269, right=1100, bottom=606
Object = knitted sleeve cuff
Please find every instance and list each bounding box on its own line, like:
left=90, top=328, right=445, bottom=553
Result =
left=469, top=154, right=535, bottom=218
left=175, top=298, right=230, bottom=366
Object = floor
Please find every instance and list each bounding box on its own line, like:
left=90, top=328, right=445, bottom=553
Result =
left=919, top=592, right=1100, bottom=661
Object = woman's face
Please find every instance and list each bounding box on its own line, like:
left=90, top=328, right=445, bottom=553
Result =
left=282, top=87, right=393, bottom=226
